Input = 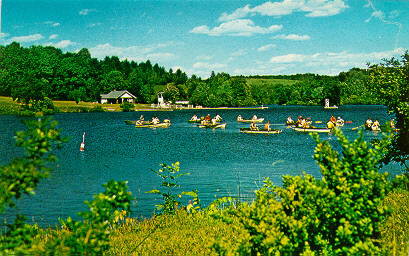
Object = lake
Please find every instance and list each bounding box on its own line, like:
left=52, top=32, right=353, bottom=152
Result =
left=0, top=105, right=402, bottom=228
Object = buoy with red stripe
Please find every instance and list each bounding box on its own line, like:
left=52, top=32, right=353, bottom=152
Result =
left=80, top=132, right=85, bottom=151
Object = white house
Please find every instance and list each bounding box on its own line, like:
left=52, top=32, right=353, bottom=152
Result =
left=100, top=90, right=136, bottom=104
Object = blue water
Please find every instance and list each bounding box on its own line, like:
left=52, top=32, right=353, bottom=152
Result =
left=0, top=105, right=402, bottom=228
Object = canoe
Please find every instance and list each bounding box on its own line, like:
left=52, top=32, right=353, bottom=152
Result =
left=365, top=124, right=381, bottom=131
left=188, top=119, right=202, bottom=123
left=293, top=127, right=332, bottom=133
left=237, top=118, right=264, bottom=123
left=135, top=122, right=171, bottom=128
left=125, top=120, right=150, bottom=125
left=125, top=120, right=137, bottom=125
left=199, top=123, right=226, bottom=129
left=240, top=128, right=282, bottom=134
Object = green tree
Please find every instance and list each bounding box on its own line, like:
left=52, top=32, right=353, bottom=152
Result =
left=0, top=115, right=67, bottom=254
left=368, top=51, right=409, bottom=170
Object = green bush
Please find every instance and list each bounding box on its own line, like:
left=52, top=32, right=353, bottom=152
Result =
left=212, top=128, right=392, bottom=255
left=43, top=180, right=133, bottom=254
left=120, top=101, right=134, bottom=112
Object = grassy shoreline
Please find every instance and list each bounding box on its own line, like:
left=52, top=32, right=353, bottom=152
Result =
left=0, top=96, right=270, bottom=115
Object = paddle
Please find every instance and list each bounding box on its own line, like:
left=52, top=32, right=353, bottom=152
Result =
left=352, top=124, right=364, bottom=130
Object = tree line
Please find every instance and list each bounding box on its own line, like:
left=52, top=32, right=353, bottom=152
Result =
left=0, top=42, right=380, bottom=109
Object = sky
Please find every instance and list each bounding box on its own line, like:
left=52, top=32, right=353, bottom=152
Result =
left=0, top=0, right=408, bottom=78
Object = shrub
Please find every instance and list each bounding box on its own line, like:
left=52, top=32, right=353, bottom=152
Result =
left=212, top=128, right=392, bottom=255
left=120, top=102, right=134, bottom=112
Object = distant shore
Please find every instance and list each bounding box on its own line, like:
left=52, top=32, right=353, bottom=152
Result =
left=0, top=96, right=270, bottom=114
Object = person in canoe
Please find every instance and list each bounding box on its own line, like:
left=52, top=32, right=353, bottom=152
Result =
left=327, top=119, right=335, bottom=129
left=190, top=115, right=198, bottom=121
left=252, top=115, right=258, bottom=120
left=214, top=114, right=222, bottom=122
left=365, top=117, right=373, bottom=128
left=152, top=117, right=159, bottom=124
left=237, top=115, right=243, bottom=121
left=250, top=121, right=259, bottom=131
left=331, top=116, right=336, bottom=123
left=391, top=118, right=396, bottom=128
left=295, top=116, right=303, bottom=127
left=286, top=116, right=294, bottom=125
left=205, top=114, right=211, bottom=122
left=372, top=119, right=380, bottom=129
left=301, top=118, right=312, bottom=128
left=265, top=121, right=271, bottom=131
left=140, top=115, right=144, bottom=121
left=336, top=116, right=344, bottom=126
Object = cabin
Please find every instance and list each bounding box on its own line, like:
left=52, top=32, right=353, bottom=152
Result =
left=100, top=90, right=136, bottom=104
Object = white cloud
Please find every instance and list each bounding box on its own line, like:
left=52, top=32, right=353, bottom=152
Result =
left=231, top=49, right=247, bottom=56
left=7, top=34, right=44, bottom=43
left=303, top=0, right=348, bottom=17
left=257, top=44, right=277, bottom=51
left=53, top=40, right=75, bottom=48
left=49, top=34, right=59, bottom=40
left=269, top=48, right=405, bottom=68
left=80, top=9, right=90, bottom=15
left=219, top=5, right=252, bottom=22
left=196, top=55, right=214, bottom=61
left=146, top=52, right=176, bottom=62
left=365, top=10, right=384, bottom=23
left=1, top=32, right=10, bottom=39
left=191, top=19, right=282, bottom=36
left=52, top=23, right=61, bottom=27
left=192, top=62, right=227, bottom=69
left=219, top=0, right=348, bottom=21
left=88, top=42, right=179, bottom=62
left=272, top=34, right=310, bottom=40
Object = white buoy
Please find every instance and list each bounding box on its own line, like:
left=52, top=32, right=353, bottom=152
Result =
left=80, top=132, right=85, bottom=151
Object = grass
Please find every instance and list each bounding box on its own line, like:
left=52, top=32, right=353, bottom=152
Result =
left=245, top=78, right=298, bottom=86
left=0, top=96, right=152, bottom=113
left=108, top=210, right=240, bottom=255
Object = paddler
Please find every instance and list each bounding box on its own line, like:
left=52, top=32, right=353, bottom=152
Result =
left=372, top=119, right=380, bottom=129
left=286, top=116, right=294, bottom=125
left=327, top=119, right=335, bottom=129
left=265, top=121, right=271, bottom=131
left=365, top=117, right=373, bottom=128
left=250, top=121, right=259, bottom=131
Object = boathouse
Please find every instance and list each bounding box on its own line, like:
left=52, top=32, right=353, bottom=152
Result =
left=100, top=90, right=136, bottom=104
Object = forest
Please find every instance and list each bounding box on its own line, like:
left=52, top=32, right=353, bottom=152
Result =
left=0, top=42, right=378, bottom=110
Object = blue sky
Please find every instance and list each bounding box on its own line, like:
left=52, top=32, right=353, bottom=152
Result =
left=1, top=0, right=408, bottom=78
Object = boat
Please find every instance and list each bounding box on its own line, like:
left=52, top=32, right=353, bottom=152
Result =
left=293, top=127, right=333, bottom=133
left=125, top=120, right=150, bottom=125
left=364, top=124, right=381, bottom=131
left=240, top=128, right=282, bottom=134
left=237, top=118, right=265, bottom=123
left=125, top=120, right=137, bottom=125
left=188, top=119, right=202, bottom=123
left=198, top=123, right=226, bottom=129
left=135, top=122, right=171, bottom=128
